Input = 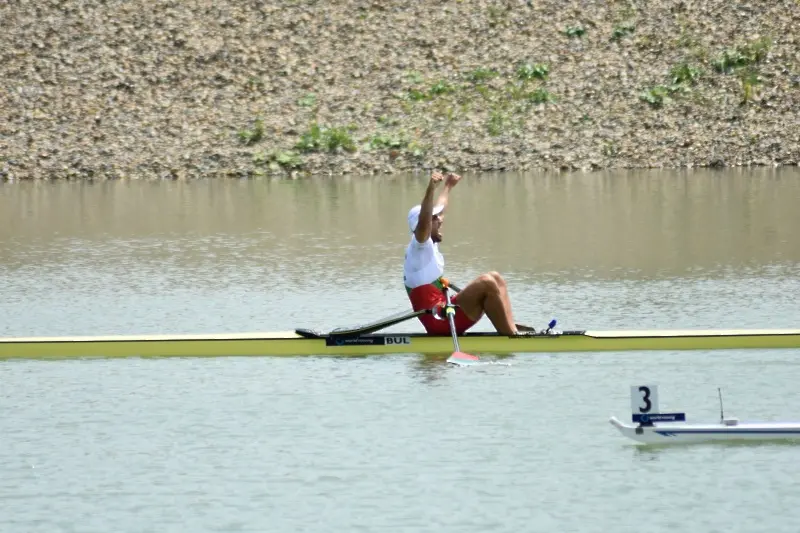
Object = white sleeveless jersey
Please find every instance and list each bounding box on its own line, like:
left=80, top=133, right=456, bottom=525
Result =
left=403, top=236, right=444, bottom=289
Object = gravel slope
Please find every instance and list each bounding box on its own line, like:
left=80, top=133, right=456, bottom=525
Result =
left=1, top=0, right=798, bottom=180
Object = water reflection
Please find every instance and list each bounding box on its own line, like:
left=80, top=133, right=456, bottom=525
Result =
left=1, top=168, right=798, bottom=337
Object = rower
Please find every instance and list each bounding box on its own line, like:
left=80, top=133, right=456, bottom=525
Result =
left=402, top=170, right=525, bottom=336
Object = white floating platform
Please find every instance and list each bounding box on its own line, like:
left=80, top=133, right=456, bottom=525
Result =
left=610, top=384, right=800, bottom=445
left=609, top=416, right=800, bottom=445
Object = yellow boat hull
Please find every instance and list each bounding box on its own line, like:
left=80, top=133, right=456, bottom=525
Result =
left=1, top=329, right=799, bottom=360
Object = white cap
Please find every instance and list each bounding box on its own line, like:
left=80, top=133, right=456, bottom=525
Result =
left=407, top=204, right=445, bottom=233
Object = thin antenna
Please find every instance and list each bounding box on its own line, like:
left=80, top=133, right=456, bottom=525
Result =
left=718, top=387, right=724, bottom=422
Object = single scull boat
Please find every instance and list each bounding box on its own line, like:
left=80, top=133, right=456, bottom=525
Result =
left=0, top=306, right=798, bottom=361
left=0, top=322, right=800, bottom=359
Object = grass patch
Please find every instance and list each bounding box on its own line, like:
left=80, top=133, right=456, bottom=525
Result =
left=406, top=88, right=428, bottom=101
left=564, top=26, right=586, bottom=38
left=712, top=36, right=772, bottom=73
left=464, top=63, right=556, bottom=134
left=464, top=67, right=499, bottom=83
left=669, top=63, right=702, bottom=85
left=429, top=80, right=456, bottom=96
left=739, top=68, right=763, bottom=104
left=295, top=123, right=356, bottom=153
left=432, top=101, right=459, bottom=121
left=639, top=61, right=702, bottom=108
left=363, top=134, right=408, bottom=151
left=297, top=93, right=317, bottom=107
left=611, top=23, right=635, bottom=41
left=526, top=88, right=554, bottom=104
left=508, top=84, right=555, bottom=105
left=237, top=117, right=264, bottom=145
left=602, top=142, right=619, bottom=157
left=403, top=78, right=460, bottom=102
left=639, top=85, right=683, bottom=108
left=246, top=77, right=264, bottom=91
left=475, top=85, right=492, bottom=99
left=253, top=150, right=304, bottom=170
left=406, top=141, right=428, bottom=159
left=405, top=70, right=424, bottom=84
left=487, top=111, right=507, bottom=136
left=516, top=63, right=549, bottom=81
left=377, top=115, right=400, bottom=126
left=392, top=62, right=557, bottom=137
left=362, top=133, right=427, bottom=159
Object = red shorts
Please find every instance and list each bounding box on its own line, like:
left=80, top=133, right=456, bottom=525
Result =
left=407, top=283, right=478, bottom=335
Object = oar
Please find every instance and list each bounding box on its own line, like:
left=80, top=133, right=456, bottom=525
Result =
left=328, top=307, right=434, bottom=338
left=443, top=286, right=480, bottom=366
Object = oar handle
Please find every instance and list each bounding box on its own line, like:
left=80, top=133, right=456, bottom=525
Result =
left=447, top=281, right=462, bottom=292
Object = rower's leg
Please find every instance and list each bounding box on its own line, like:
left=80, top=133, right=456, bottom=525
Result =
left=453, top=272, right=517, bottom=335
left=488, top=271, right=515, bottom=317
left=487, top=271, right=539, bottom=332
left=486, top=271, right=518, bottom=333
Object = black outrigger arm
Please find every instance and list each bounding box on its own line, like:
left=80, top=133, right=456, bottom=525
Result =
left=295, top=305, right=451, bottom=339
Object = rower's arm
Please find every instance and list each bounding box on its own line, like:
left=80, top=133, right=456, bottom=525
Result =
left=435, top=183, right=453, bottom=213
left=414, top=173, right=442, bottom=243
left=436, top=172, right=461, bottom=214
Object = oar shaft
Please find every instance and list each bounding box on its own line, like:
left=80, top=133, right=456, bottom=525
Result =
left=444, top=288, right=461, bottom=352
left=443, top=285, right=479, bottom=365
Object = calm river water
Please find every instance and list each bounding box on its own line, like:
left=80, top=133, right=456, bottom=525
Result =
left=1, top=169, right=799, bottom=532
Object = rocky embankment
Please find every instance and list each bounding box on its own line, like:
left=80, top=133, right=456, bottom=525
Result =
left=1, top=0, right=799, bottom=180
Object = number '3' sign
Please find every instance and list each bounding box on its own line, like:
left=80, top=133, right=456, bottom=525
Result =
left=630, top=384, right=660, bottom=414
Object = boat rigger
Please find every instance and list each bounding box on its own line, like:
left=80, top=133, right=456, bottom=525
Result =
left=1, top=327, right=799, bottom=361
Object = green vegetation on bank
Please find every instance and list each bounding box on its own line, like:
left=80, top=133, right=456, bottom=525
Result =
left=711, top=37, right=772, bottom=73
left=564, top=25, right=586, bottom=38
left=611, top=23, right=636, bottom=41
left=237, top=117, right=264, bottom=146
left=237, top=27, right=776, bottom=177
left=295, top=123, right=357, bottom=153
left=639, top=36, right=772, bottom=108
left=639, top=62, right=703, bottom=108
left=241, top=58, right=558, bottom=175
